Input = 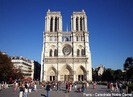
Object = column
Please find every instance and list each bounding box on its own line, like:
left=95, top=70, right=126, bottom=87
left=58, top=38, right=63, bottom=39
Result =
left=78, top=16, right=80, bottom=31
left=47, top=16, right=50, bottom=32
left=71, top=16, right=73, bottom=32
left=72, top=33, right=76, bottom=56
left=73, top=16, right=76, bottom=32
left=82, top=17, right=84, bottom=31
left=85, top=17, right=87, bottom=31
left=40, top=50, right=44, bottom=82
left=45, top=17, right=47, bottom=31
left=73, top=70, right=76, bottom=81
left=58, top=71, right=60, bottom=81
left=59, top=16, right=62, bottom=32
left=85, top=33, right=88, bottom=56
left=57, top=17, right=59, bottom=31
left=58, top=33, right=62, bottom=56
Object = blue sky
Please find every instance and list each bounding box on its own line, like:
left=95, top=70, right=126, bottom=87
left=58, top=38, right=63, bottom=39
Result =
left=0, top=0, right=133, bottom=70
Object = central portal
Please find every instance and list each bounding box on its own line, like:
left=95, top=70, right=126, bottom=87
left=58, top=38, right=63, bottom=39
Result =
left=60, top=64, right=73, bottom=81
left=64, top=75, right=70, bottom=81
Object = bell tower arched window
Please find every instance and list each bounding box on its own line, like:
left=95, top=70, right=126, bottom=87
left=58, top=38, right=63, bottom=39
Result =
left=55, top=17, right=58, bottom=32
left=83, top=17, right=85, bottom=31
left=77, top=49, right=80, bottom=56
left=80, top=17, right=83, bottom=31
left=50, top=17, right=53, bottom=32
left=50, top=49, right=52, bottom=57
left=54, top=49, right=58, bottom=56
left=76, top=17, right=79, bottom=31
left=81, top=49, right=85, bottom=56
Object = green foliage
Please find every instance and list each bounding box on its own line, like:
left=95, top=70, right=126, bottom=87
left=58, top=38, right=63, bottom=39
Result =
left=124, top=57, right=133, bottom=70
left=94, top=68, right=125, bottom=81
left=123, top=83, right=133, bottom=91
left=102, top=68, right=114, bottom=81
left=113, top=69, right=123, bottom=80
left=0, top=52, right=23, bottom=83
left=126, top=67, right=133, bottom=80
left=0, top=52, right=14, bottom=82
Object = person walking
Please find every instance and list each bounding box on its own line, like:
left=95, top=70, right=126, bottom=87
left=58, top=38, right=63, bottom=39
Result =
left=46, top=82, right=51, bottom=97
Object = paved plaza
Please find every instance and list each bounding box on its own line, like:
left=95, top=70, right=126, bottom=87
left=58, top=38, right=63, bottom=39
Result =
left=0, top=84, right=132, bottom=97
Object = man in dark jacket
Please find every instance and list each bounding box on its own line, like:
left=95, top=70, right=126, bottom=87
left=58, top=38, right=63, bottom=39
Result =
left=46, top=82, right=51, bottom=97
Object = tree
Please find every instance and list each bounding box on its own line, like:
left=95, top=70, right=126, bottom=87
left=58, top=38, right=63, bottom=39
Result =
left=123, top=57, right=133, bottom=80
left=0, top=52, right=14, bottom=82
left=126, top=67, right=133, bottom=80
left=102, top=68, right=114, bottom=81
left=113, top=69, right=123, bottom=81
left=92, top=68, right=97, bottom=81
left=124, top=57, right=133, bottom=70
left=12, top=66, right=24, bottom=80
left=0, top=52, right=23, bottom=83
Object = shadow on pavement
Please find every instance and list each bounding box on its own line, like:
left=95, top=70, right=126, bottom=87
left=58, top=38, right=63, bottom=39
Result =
left=41, top=94, right=46, bottom=97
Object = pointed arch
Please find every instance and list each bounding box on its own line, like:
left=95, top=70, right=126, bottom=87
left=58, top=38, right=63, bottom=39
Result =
left=47, top=66, right=56, bottom=75
left=76, top=65, right=87, bottom=81
left=47, top=66, right=57, bottom=81
left=60, top=64, right=73, bottom=81
left=60, top=64, right=73, bottom=74
left=76, top=66, right=86, bottom=75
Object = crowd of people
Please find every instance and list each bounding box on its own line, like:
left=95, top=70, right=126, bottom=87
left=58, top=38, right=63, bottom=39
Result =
left=0, top=80, right=132, bottom=97
left=12, top=80, right=39, bottom=97
left=107, top=81, right=132, bottom=94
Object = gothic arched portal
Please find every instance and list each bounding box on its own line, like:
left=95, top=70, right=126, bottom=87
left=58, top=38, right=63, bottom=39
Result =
left=47, top=67, right=57, bottom=81
left=60, top=64, right=73, bottom=81
left=76, top=66, right=87, bottom=81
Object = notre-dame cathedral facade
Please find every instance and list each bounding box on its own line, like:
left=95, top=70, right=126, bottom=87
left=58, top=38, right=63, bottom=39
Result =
left=41, top=9, right=92, bottom=82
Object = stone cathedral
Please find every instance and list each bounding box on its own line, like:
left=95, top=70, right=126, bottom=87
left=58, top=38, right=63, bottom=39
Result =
left=40, top=9, right=92, bottom=82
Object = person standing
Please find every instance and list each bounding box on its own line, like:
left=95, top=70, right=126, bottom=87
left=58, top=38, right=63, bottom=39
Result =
left=74, top=82, right=77, bottom=90
left=23, top=82, right=28, bottom=97
left=19, top=83, right=24, bottom=97
left=119, top=82, right=123, bottom=93
left=34, top=82, right=37, bottom=91
left=69, top=84, right=72, bottom=92
left=82, top=83, right=85, bottom=92
left=66, top=81, right=68, bottom=92
left=46, top=82, right=51, bottom=97
left=125, top=82, right=128, bottom=94
left=93, top=81, right=96, bottom=89
left=86, top=82, right=89, bottom=89
left=115, top=82, right=118, bottom=92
